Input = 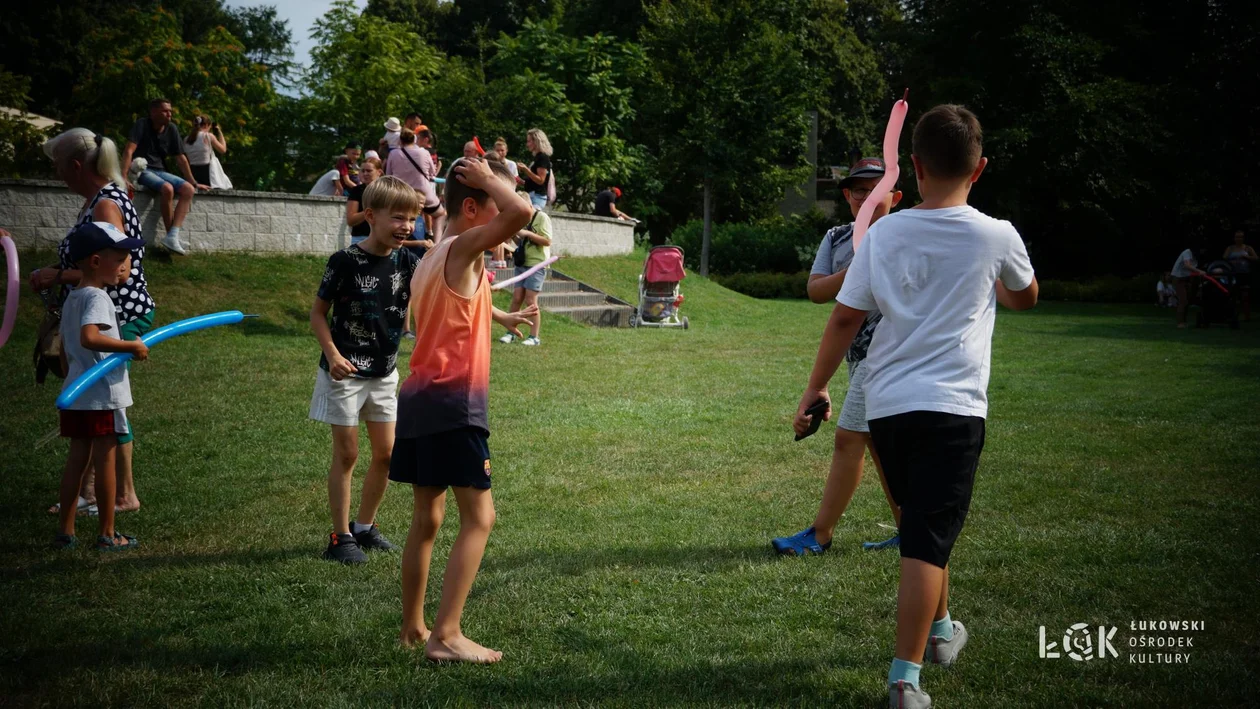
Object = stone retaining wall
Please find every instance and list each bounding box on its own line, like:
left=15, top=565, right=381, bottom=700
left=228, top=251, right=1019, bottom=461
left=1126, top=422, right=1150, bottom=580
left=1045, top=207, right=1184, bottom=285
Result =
left=0, top=179, right=634, bottom=257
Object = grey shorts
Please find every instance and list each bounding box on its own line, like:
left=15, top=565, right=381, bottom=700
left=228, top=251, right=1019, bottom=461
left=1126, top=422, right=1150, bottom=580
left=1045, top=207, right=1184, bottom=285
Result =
left=514, top=266, right=547, bottom=292
left=309, top=368, right=398, bottom=427
left=838, top=359, right=870, bottom=433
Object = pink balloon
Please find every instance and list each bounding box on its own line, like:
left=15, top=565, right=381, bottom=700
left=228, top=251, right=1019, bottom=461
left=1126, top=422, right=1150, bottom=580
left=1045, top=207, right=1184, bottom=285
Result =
left=0, top=235, right=18, bottom=349
left=852, top=90, right=909, bottom=251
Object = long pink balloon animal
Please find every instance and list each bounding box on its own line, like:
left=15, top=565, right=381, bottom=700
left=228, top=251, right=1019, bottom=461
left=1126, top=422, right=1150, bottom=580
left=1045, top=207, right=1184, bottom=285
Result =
left=852, top=89, right=909, bottom=251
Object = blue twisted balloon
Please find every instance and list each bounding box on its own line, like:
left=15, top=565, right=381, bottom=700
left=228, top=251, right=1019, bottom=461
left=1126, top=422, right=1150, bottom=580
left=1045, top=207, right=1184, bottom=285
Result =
left=56, top=310, right=249, bottom=410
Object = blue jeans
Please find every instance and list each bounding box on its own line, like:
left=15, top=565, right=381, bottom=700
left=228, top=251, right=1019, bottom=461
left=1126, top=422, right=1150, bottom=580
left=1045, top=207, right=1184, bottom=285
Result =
left=529, top=192, right=547, bottom=209
left=135, top=169, right=188, bottom=192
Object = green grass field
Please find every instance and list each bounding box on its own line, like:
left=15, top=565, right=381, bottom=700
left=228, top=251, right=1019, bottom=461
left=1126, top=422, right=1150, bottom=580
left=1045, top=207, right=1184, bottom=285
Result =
left=1, top=250, right=1257, bottom=707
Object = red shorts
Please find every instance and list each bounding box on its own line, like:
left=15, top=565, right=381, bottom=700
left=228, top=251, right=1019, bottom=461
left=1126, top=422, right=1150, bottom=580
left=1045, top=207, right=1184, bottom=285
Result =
left=60, top=409, right=120, bottom=438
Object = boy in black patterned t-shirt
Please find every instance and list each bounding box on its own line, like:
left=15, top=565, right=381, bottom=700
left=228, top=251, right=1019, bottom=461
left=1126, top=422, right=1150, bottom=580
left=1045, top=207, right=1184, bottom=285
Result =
left=310, top=175, right=422, bottom=564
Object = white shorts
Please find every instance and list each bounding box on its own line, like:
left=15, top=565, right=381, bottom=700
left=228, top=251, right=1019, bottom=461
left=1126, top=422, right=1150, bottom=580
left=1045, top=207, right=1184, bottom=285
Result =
left=309, top=368, right=399, bottom=427
left=838, top=359, right=869, bottom=433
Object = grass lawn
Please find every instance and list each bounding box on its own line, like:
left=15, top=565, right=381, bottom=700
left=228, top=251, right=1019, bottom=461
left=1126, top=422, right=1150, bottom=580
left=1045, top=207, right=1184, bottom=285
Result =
left=1, top=249, right=1258, bottom=707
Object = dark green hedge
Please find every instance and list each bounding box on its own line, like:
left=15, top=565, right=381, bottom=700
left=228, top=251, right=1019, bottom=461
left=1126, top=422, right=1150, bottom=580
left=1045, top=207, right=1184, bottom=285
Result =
left=670, top=210, right=838, bottom=275
left=712, top=271, right=810, bottom=299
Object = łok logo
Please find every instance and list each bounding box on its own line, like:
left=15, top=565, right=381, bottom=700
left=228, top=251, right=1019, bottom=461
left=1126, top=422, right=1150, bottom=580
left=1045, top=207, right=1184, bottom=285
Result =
left=1039, top=624, right=1118, bottom=661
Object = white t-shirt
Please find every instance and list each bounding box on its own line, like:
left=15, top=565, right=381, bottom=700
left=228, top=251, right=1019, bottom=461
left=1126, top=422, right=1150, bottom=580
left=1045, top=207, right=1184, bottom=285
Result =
left=309, top=169, right=341, bottom=196
left=59, top=287, right=133, bottom=412
left=1170, top=249, right=1196, bottom=277
left=185, top=132, right=213, bottom=166
left=837, top=205, right=1035, bottom=421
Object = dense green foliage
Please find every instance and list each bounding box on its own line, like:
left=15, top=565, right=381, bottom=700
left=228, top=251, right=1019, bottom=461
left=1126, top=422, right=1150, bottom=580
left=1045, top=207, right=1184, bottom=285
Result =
left=1, top=0, right=1256, bottom=278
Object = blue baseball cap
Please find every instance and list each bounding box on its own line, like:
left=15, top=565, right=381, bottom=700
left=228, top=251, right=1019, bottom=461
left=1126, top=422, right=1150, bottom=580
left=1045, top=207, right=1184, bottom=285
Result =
left=66, top=221, right=145, bottom=263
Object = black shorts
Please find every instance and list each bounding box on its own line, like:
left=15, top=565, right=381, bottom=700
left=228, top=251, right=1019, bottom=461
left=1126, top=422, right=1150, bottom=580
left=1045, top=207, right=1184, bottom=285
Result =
left=423, top=205, right=440, bottom=215
left=868, top=411, right=985, bottom=568
left=389, top=426, right=492, bottom=489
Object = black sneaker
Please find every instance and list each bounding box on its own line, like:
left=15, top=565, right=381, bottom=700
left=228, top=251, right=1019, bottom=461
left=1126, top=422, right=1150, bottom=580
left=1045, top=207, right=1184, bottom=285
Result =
left=323, top=532, right=368, bottom=564
left=353, top=524, right=398, bottom=551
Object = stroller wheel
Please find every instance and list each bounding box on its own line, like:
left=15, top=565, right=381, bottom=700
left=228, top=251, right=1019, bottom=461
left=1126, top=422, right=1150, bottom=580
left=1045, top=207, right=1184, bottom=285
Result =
left=630, top=309, right=638, bottom=328
left=683, top=316, right=690, bottom=330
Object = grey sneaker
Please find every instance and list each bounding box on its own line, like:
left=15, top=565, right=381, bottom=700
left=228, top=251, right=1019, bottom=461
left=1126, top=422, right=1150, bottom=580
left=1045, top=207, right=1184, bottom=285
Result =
left=888, top=680, right=931, bottom=709
left=498, top=333, right=517, bottom=344
left=352, top=524, right=398, bottom=551
left=322, top=532, right=368, bottom=564
left=521, top=336, right=541, bottom=346
left=924, top=621, right=968, bottom=667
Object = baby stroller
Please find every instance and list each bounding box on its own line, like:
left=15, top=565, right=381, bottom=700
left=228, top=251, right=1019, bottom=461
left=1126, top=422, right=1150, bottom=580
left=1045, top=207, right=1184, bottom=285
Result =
left=632, top=245, right=689, bottom=329
left=1196, top=260, right=1239, bottom=329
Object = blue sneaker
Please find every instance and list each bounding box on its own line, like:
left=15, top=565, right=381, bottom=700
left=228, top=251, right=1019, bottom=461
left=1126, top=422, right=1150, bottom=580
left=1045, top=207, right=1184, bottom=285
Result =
left=863, top=533, right=900, bottom=551
left=771, top=527, right=831, bottom=556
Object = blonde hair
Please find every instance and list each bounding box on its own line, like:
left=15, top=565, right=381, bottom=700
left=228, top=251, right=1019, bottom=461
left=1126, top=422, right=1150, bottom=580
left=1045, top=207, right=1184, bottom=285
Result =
left=526, top=128, right=552, bottom=156
left=44, top=128, right=124, bottom=187
left=363, top=175, right=422, bottom=215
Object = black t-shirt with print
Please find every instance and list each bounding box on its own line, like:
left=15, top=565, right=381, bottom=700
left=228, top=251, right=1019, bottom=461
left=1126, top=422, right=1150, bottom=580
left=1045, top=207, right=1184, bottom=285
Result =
left=524, top=153, right=551, bottom=195
left=346, top=183, right=371, bottom=237
left=127, top=117, right=184, bottom=172
left=316, top=244, right=419, bottom=378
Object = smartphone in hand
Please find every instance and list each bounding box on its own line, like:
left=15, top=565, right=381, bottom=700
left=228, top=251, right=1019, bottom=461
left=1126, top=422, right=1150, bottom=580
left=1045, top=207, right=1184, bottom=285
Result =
left=794, top=399, right=830, bottom=441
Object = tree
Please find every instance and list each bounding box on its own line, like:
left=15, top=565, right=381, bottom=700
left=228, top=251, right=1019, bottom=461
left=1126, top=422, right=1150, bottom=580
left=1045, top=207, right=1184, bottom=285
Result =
left=640, top=0, right=815, bottom=276
left=71, top=7, right=277, bottom=171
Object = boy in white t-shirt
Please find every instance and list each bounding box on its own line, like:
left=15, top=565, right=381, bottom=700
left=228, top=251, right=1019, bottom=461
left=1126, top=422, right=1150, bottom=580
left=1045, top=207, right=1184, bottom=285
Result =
left=793, top=104, right=1038, bottom=709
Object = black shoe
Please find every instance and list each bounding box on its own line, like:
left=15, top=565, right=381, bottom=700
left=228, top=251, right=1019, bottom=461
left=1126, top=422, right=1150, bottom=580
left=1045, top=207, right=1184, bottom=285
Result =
left=352, top=524, right=398, bottom=552
left=323, top=532, right=368, bottom=564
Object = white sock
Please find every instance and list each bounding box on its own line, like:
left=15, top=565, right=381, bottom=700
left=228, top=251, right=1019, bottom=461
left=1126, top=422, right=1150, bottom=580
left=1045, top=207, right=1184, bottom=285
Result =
left=166, top=226, right=181, bottom=240
left=350, top=521, right=373, bottom=534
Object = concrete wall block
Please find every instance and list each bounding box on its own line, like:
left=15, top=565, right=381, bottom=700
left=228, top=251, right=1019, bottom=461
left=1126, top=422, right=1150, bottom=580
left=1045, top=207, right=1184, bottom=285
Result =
left=181, top=212, right=208, bottom=232
left=188, top=233, right=221, bottom=253
left=255, top=232, right=286, bottom=252
left=236, top=214, right=267, bottom=233
left=220, top=231, right=253, bottom=251
left=223, top=199, right=257, bottom=215
left=206, top=213, right=239, bottom=234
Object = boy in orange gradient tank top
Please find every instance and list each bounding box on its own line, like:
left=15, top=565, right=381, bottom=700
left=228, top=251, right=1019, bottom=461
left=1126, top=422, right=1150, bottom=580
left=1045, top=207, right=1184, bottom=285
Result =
left=389, top=157, right=536, bottom=664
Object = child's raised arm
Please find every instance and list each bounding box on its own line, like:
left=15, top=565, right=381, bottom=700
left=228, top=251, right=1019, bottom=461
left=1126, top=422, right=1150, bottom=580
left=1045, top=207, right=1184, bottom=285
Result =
left=447, top=159, right=533, bottom=270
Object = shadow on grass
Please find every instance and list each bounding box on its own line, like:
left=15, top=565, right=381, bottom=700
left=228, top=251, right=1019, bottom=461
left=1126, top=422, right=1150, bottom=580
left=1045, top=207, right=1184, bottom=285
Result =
left=483, top=542, right=775, bottom=578
left=10, top=627, right=875, bottom=706
left=1056, top=319, right=1260, bottom=349
left=7, top=546, right=314, bottom=582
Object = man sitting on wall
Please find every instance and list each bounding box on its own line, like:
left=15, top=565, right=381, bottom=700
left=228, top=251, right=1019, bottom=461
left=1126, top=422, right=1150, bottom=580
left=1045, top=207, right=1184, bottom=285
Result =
left=122, top=98, right=203, bottom=255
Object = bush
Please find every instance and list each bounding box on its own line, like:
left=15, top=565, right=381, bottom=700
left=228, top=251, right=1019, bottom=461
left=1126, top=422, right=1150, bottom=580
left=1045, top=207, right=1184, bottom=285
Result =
left=670, top=209, right=839, bottom=274
left=1039, top=273, right=1160, bottom=303
left=712, top=271, right=810, bottom=299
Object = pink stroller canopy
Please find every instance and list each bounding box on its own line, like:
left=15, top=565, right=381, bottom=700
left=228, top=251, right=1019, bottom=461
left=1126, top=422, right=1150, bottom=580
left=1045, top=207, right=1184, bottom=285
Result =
left=646, top=247, right=686, bottom=283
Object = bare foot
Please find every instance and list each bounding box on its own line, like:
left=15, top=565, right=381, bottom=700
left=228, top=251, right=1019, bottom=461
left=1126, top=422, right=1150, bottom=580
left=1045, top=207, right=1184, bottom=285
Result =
left=115, top=497, right=141, bottom=513
left=425, top=633, right=502, bottom=664
left=399, top=627, right=431, bottom=648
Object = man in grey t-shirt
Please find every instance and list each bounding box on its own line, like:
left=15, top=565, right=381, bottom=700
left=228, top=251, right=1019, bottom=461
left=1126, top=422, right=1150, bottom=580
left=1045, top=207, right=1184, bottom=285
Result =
left=771, top=157, right=904, bottom=557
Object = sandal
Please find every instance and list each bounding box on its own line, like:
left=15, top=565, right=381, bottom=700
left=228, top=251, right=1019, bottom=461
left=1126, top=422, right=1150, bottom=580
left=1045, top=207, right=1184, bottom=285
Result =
left=96, top=532, right=139, bottom=552
left=52, top=533, right=77, bottom=549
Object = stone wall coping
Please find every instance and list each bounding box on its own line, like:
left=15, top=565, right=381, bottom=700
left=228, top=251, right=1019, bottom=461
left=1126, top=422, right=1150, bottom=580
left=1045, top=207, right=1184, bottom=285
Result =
left=0, top=178, right=345, bottom=203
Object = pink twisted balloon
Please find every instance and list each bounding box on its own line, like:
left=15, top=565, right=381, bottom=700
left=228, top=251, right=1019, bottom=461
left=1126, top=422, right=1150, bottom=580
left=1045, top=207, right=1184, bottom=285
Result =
left=852, top=89, right=909, bottom=251
left=0, top=234, right=18, bottom=349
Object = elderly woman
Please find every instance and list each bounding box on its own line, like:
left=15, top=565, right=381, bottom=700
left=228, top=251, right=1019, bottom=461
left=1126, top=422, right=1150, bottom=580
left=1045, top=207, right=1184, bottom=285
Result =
left=516, top=128, right=553, bottom=210
left=31, top=127, right=155, bottom=515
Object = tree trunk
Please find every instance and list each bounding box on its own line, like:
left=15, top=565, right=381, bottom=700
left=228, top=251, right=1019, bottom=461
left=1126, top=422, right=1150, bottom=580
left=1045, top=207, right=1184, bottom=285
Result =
left=701, top=177, right=712, bottom=278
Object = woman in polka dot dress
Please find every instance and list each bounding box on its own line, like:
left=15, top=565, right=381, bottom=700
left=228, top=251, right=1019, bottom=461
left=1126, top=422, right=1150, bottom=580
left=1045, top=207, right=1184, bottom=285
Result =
left=32, top=128, right=156, bottom=515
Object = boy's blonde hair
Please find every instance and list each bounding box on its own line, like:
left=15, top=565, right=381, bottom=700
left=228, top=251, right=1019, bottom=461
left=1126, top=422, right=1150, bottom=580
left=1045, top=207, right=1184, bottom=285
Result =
left=363, top=175, right=422, bottom=215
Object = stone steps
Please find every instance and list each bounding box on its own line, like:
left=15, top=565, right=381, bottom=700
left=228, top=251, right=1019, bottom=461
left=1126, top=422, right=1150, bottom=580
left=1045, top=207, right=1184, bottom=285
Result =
left=487, top=260, right=632, bottom=328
